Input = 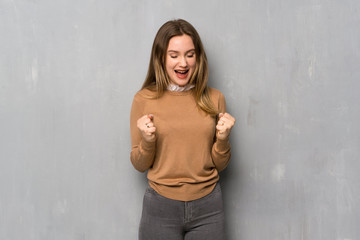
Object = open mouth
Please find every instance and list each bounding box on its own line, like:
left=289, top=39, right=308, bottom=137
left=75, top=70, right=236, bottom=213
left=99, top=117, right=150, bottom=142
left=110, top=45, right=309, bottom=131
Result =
left=175, top=70, right=189, bottom=74
left=174, top=69, right=189, bottom=79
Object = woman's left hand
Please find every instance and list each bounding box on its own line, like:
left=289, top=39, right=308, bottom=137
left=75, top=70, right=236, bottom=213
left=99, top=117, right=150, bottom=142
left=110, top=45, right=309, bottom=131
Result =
left=216, top=113, right=235, bottom=140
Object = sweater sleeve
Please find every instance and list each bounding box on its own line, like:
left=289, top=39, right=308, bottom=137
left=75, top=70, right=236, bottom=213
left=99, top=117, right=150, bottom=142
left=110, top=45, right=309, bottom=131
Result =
left=211, top=90, right=231, bottom=172
left=130, top=92, right=156, bottom=172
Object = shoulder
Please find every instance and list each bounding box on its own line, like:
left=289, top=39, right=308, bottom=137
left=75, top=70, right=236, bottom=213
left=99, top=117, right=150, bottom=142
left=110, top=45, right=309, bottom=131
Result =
left=131, top=88, right=156, bottom=115
left=207, top=87, right=225, bottom=101
left=133, top=88, right=156, bottom=101
left=207, top=87, right=226, bottom=112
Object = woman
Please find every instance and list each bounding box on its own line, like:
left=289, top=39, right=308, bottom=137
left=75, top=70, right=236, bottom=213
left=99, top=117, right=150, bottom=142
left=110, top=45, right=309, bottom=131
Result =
left=130, top=19, right=235, bottom=240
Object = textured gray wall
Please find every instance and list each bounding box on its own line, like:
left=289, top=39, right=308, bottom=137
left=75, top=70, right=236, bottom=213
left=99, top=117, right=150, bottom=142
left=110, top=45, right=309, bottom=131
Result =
left=1, top=0, right=359, bottom=239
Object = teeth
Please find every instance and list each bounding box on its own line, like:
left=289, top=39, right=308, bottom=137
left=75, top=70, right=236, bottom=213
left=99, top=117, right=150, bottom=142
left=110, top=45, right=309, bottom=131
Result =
left=175, top=70, right=188, bottom=74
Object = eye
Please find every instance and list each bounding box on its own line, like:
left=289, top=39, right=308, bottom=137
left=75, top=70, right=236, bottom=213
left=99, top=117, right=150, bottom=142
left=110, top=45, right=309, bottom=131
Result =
left=170, top=55, right=177, bottom=58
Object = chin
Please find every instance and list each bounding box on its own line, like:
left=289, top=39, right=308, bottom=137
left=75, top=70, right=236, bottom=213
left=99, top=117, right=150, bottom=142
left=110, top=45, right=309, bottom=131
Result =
left=176, top=81, right=190, bottom=86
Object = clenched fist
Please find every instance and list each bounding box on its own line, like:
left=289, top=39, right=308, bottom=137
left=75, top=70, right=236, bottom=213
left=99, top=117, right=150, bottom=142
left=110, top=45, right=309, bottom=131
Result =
left=137, top=114, right=156, bottom=142
left=216, top=113, right=235, bottom=140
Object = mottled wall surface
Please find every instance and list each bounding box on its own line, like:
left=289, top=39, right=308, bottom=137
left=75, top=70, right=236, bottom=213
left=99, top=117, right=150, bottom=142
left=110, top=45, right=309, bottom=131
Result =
left=1, top=0, right=359, bottom=239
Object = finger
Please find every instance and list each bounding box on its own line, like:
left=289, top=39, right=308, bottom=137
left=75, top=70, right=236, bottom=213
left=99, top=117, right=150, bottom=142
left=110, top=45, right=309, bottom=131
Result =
left=222, top=113, right=235, bottom=122
left=138, top=115, right=148, bottom=124
left=144, top=114, right=155, bottom=124
left=218, top=116, right=231, bottom=126
left=144, top=118, right=153, bottom=125
left=219, top=118, right=232, bottom=127
left=219, top=117, right=231, bottom=124
left=217, top=125, right=230, bottom=137
left=145, top=127, right=156, bottom=135
left=216, top=124, right=226, bottom=132
left=217, top=129, right=226, bottom=135
left=219, top=117, right=235, bottom=128
left=217, top=120, right=233, bottom=133
left=217, top=120, right=225, bottom=126
left=217, top=113, right=225, bottom=123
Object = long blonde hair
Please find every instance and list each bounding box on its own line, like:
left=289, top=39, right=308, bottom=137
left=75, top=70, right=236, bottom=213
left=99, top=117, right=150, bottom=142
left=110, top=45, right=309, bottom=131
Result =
left=141, top=19, right=218, bottom=116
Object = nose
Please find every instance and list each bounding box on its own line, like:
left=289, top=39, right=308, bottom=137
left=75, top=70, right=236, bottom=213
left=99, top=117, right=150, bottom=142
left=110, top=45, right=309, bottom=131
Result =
left=179, top=56, right=187, bottom=67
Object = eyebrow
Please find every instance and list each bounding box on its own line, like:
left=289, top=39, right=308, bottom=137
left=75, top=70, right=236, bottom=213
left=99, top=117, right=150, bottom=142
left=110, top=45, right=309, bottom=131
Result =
left=167, top=49, right=196, bottom=54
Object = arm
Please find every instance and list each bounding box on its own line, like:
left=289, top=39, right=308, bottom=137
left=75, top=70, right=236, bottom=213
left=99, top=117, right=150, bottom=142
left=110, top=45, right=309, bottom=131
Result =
left=130, top=93, right=156, bottom=172
left=211, top=91, right=235, bottom=172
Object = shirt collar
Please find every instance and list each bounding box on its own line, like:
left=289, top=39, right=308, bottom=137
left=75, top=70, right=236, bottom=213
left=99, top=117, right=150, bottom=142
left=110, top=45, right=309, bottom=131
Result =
left=167, top=83, right=195, bottom=92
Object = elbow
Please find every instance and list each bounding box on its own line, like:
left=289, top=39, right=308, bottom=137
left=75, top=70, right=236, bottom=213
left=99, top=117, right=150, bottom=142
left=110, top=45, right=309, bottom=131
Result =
left=130, top=152, right=151, bottom=173
left=134, top=166, right=148, bottom=173
left=215, top=154, right=231, bottom=172
left=134, top=163, right=148, bottom=173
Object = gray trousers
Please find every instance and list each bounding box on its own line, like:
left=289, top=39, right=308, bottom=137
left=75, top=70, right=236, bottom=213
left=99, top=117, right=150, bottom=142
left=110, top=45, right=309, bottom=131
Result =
left=139, top=183, right=225, bottom=240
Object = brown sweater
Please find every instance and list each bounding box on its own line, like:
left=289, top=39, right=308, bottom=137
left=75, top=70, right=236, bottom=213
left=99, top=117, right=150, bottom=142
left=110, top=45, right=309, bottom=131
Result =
left=130, top=87, right=231, bottom=201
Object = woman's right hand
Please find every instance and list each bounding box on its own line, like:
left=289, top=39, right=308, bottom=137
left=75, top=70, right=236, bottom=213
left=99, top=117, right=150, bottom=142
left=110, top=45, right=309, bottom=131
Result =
left=137, top=114, right=156, bottom=142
